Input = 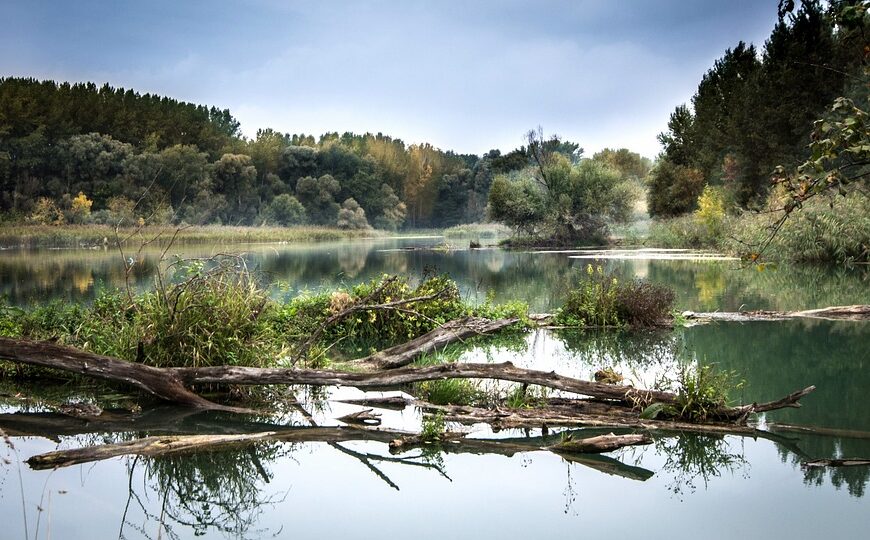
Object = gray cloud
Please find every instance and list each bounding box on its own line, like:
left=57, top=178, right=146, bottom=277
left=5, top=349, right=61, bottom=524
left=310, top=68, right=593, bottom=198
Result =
left=0, top=0, right=779, bottom=157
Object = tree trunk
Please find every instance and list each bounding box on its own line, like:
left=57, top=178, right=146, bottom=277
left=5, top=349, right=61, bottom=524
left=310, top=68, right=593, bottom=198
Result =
left=0, top=336, right=814, bottom=423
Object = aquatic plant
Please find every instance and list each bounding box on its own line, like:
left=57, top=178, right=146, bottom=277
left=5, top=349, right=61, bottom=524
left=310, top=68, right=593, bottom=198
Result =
left=554, top=265, right=675, bottom=328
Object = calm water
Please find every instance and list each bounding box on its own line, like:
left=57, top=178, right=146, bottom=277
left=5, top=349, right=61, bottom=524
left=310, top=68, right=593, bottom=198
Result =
left=1, top=238, right=869, bottom=539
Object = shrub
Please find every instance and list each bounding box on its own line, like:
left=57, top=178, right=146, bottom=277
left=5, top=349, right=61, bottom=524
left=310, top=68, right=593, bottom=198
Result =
left=615, top=280, right=675, bottom=327
left=554, top=264, right=621, bottom=327
left=555, top=265, right=675, bottom=328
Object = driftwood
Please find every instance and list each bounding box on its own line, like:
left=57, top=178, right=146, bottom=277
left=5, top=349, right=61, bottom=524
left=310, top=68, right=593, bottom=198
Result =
left=550, top=433, right=652, bottom=454
left=0, top=337, right=251, bottom=414
left=683, top=304, right=870, bottom=324
left=22, top=424, right=656, bottom=476
left=802, top=458, right=870, bottom=468
left=352, top=316, right=519, bottom=369
left=0, top=337, right=814, bottom=423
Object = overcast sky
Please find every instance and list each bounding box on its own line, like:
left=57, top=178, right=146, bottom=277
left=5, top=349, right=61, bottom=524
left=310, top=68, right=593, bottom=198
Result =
left=1, top=0, right=779, bottom=157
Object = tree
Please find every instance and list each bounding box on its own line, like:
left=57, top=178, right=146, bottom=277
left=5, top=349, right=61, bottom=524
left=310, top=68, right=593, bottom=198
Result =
left=487, top=173, right=546, bottom=237
left=212, top=153, right=258, bottom=224
left=262, top=193, right=306, bottom=226
left=647, top=160, right=705, bottom=217
left=336, top=198, right=371, bottom=229
left=296, top=174, right=340, bottom=225
left=67, top=191, right=93, bottom=224
left=372, top=184, right=407, bottom=231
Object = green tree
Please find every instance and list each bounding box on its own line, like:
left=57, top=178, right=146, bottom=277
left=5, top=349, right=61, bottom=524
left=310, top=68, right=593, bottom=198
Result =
left=262, top=193, right=306, bottom=226
left=296, top=174, right=340, bottom=225
left=336, top=198, right=371, bottom=229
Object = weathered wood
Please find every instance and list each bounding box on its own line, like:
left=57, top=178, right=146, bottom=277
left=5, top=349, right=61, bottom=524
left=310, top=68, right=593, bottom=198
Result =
left=24, top=425, right=655, bottom=480
left=0, top=337, right=815, bottom=423
left=337, top=408, right=382, bottom=426
left=0, top=337, right=250, bottom=413
left=683, top=304, right=870, bottom=324
left=353, top=317, right=519, bottom=369
left=802, top=458, right=870, bottom=468
left=550, top=433, right=652, bottom=454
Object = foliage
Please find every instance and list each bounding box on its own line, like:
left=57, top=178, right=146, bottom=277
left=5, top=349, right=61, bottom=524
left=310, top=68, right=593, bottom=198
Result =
left=420, top=412, right=446, bottom=442
left=727, top=190, right=870, bottom=264
left=694, top=185, right=727, bottom=239
left=417, top=379, right=482, bottom=406
left=26, top=197, right=65, bottom=225
left=672, top=364, right=743, bottom=422
left=651, top=1, right=866, bottom=209
left=554, top=264, right=621, bottom=327
left=261, top=193, right=306, bottom=226
left=67, top=192, right=93, bottom=223
left=647, top=160, right=704, bottom=218
left=487, top=172, right=546, bottom=236
left=336, top=198, right=371, bottom=230
left=489, top=135, right=635, bottom=244
left=554, top=264, right=675, bottom=328
left=615, top=279, right=676, bottom=328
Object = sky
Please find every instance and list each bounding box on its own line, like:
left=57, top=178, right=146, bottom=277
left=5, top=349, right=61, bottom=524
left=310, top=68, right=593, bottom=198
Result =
left=0, top=0, right=780, bottom=158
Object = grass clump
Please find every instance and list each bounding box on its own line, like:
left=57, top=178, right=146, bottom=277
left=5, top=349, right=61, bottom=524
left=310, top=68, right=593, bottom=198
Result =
left=642, top=363, right=744, bottom=422
left=554, top=265, right=674, bottom=328
left=417, top=379, right=482, bottom=406
left=420, top=412, right=446, bottom=442
left=2, top=257, right=283, bottom=370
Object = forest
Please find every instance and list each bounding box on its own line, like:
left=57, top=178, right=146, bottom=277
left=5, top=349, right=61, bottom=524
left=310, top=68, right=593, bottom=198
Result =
left=0, top=0, right=867, bottom=257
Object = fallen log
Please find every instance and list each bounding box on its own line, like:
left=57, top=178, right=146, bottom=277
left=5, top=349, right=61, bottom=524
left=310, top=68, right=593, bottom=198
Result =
left=23, top=425, right=656, bottom=479
left=0, top=337, right=250, bottom=413
left=352, top=316, right=519, bottom=369
left=0, top=337, right=814, bottom=422
left=682, top=304, right=870, bottom=324
left=802, top=458, right=870, bottom=468
left=550, top=433, right=652, bottom=454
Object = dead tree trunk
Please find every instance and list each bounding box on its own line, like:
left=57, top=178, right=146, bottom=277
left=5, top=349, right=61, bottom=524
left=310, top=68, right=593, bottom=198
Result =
left=353, top=316, right=518, bottom=369
left=0, top=337, right=814, bottom=423
left=0, top=337, right=250, bottom=413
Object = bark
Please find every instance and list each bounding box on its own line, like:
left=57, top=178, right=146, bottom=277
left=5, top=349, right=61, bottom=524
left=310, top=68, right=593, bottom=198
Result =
left=682, top=305, right=870, bottom=324
left=1, top=337, right=815, bottom=423
left=352, top=317, right=519, bottom=369
left=802, top=458, right=870, bottom=468
left=23, top=425, right=655, bottom=480
left=550, top=433, right=652, bottom=454
left=0, top=337, right=250, bottom=413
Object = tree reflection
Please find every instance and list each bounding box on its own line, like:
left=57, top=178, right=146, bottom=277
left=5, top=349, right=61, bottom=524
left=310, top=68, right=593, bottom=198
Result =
left=654, top=434, right=748, bottom=498
left=120, top=443, right=290, bottom=540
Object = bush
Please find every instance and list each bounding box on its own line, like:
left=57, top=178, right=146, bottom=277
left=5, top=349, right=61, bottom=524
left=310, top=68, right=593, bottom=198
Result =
left=615, top=280, right=675, bottom=327
left=647, top=160, right=704, bottom=218
left=555, top=265, right=675, bottom=328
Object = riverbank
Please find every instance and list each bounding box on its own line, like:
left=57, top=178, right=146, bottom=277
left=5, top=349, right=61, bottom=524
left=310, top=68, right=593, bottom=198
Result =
left=0, top=224, right=394, bottom=249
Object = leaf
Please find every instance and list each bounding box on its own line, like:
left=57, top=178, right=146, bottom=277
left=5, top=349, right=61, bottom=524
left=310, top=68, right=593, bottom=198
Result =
left=640, top=402, right=669, bottom=420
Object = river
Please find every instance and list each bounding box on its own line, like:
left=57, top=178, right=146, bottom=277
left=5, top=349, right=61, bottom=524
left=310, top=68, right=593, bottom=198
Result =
left=1, top=237, right=868, bottom=539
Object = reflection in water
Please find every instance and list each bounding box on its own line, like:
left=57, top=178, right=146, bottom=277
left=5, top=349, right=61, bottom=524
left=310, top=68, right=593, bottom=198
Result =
left=654, top=435, right=748, bottom=498
left=3, top=240, right=869, bottom=312
left=123, top=446, right=289, bottom=539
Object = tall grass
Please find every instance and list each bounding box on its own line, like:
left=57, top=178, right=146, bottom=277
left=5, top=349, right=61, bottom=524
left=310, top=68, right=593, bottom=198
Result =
left=0, top=224, right=385, bottom=249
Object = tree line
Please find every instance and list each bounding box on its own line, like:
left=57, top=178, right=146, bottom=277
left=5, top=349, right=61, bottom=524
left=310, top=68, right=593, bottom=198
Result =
left=649, top=0, right=868, bottom=217
left=0, top=77, right=651, bottom=233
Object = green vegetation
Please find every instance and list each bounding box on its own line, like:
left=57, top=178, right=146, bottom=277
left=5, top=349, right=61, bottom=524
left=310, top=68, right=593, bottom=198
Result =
left=554, top=265, right=675, bottom=328
left=488, top=131, right=638, bottom=245
left=644, top=2, right=869, bottom=264
left=0, top=224, right=384, bottom=249
left=0, top=267, right=528, bottom=373
left=638, top=364, right=743, bottom=422
left=647, top=189, right=870, bottom=263
left=0, top=77, right=554, bottom=231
